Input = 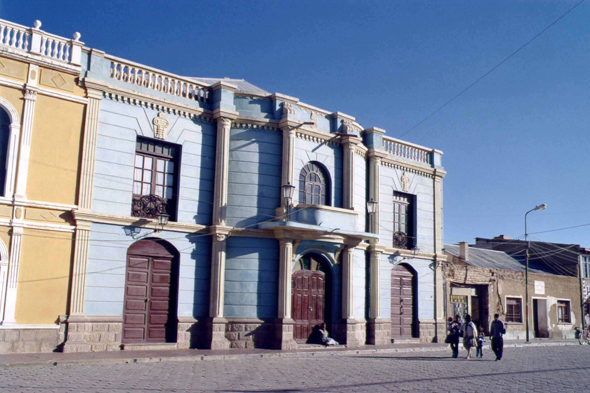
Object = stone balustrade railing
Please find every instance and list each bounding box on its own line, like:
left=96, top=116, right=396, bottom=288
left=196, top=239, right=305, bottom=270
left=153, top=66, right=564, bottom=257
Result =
left=0, top=19, right=83, bottom=66
left=108, top=57, right=210, bottom=104
left=382, top=135, right=432, bottom=165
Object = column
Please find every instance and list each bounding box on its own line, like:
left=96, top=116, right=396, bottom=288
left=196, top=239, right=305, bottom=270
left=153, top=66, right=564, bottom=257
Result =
left=433, top=168, right=446, bottom=340
left=69, top=221, right=92, bottom=315
left=367, top=153, right=383, bottom=234
left=340, top=245, right=363, bottom=347
left=342, top=137, right=358, bottom=209
left=274, top=237, right=297, bottom=349
left=212, top=118, right=231, bottom=226
left=207, top=233, right=230, bottom=349
left=2, top=225, right=23, bottom=324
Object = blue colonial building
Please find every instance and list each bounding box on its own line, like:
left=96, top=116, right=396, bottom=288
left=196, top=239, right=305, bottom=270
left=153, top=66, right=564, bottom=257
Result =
left=56, top=33, right=447, bottom=351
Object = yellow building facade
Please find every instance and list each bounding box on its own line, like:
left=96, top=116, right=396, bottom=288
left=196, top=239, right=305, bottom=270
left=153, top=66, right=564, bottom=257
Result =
left=0, top=19, right=85, bottom=353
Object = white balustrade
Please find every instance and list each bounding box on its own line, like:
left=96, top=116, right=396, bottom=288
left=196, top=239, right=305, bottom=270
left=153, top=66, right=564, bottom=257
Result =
left=382, top=136, right=431, bottom=165
left=0, top=19, right=83, bottom=66
left=109, top=60, right=210, bottom=103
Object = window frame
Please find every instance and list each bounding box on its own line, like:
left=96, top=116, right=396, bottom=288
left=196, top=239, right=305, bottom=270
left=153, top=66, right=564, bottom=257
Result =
left=557, top=299, right=572, bottom=324
left=298, top=162, right=330, bottom=206
left=132, top=137, right=180, bottom=220
left=505, top=296, right=523, bottom=323
left=392, top=191, right=415, bottom=250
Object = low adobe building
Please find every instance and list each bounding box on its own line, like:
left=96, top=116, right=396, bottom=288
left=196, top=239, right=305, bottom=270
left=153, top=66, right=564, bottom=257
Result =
left=444, top=242, right=580, bottom=340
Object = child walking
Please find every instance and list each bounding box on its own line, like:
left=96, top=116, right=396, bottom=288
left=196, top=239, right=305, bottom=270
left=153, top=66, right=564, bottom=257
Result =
left=476, top=326, right=485, bottom=358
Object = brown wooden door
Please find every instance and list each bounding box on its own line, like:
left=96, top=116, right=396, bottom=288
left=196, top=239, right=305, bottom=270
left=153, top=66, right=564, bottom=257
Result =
left=123, top=240, right=176, bottom=343
left=292, top=270, right=325, bottom=342
left=391, top=265, right=414, bottom=339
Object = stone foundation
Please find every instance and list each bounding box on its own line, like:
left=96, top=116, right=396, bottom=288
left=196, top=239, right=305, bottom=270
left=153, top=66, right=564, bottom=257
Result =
left=274, top=318, right=297, bottom=350
left=339, top=318, right=366, bottom=347
left=418, top=319, right=444, bottom=343
left=225, top=318, right=274, bottom=349
left=63, top=318, right=123, bottom=353
left=367, top=318, right=391, bottom=345
left=177, top=317, right=207, bottom=349
left=0, top=326, right=62, bottom=354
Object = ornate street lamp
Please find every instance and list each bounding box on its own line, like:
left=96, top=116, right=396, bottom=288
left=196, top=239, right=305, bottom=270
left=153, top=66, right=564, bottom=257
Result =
left=156, top=212, right=170, bottom=232
left=367, top=198, right=378, bottom=233
left=525, top=203, right=546, bottom=343
left=282, top=182, right=296, bottom=221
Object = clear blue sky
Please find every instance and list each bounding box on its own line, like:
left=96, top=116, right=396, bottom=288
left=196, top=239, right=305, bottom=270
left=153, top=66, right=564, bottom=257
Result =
left=3, top=0, right=589, bottom=246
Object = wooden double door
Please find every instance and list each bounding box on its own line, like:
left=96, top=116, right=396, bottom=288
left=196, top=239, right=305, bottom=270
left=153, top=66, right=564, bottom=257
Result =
left=122, top=239, right=178, bottom=343
left=292, top=269, right=326, bottom=342
left=391, top=264, right=415, bottom=339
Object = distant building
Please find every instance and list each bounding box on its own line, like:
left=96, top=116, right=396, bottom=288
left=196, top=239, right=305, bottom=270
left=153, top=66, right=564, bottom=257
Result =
left=444, top=239, right=585, bottom=340
left=0, top=18, right=446, bottom=353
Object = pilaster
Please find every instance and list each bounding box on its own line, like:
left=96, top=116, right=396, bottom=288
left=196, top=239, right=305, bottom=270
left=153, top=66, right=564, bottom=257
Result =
left=212, top=117, right=233, bottom=226
left=367, top=151, right=387, bottom=235
left=2, top=225, right=23, bottom=324
left=69, top=220, right=92, bottom=315
left=78, top=89, right=103, bottom=209
left=274, top=237, right=297, bottom=349
left=367, top=244, right=389, bottom=345
left=342, top=136, right=360, bottom=210
left=14, top=80, right=39, bottom=200
left=340, top=245, right=364, bottom=347
left=207, top=229, right=231, bottom=349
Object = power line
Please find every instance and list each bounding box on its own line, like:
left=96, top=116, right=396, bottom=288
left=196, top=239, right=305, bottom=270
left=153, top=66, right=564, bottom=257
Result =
left=398, top=0, right=586, bottom=139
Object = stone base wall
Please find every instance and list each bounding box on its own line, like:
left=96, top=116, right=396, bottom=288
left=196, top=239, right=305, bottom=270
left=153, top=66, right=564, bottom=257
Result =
left=64, top=322, right=122, bottom=353
left=226, top=319, right=274, bottom=349
left=337, top=319, right=366, bottom=347
left=0, top=327, right=62, bottom=354
left=177, top=320, right=206, bottom=349
left=419, top=319, right=443, bottom=343
left=367, top=319, right=391, bottom=345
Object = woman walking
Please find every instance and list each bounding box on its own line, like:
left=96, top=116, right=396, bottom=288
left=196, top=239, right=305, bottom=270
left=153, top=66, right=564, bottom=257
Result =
left=463, top=314, right=477, bottom=359
left=446, top=317, right=460, bottom=358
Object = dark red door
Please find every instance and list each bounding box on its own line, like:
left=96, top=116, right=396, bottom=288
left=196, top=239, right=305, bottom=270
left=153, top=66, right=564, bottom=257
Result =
left=292, top=270, right=325, bottom=342
left=123, top=240, right=176, bottom=343
left=391, top=265, right=414, bottom=339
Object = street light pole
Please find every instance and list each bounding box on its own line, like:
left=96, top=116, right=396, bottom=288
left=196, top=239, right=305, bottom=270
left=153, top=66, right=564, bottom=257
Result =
left=524, top=203, right=546, bottom=343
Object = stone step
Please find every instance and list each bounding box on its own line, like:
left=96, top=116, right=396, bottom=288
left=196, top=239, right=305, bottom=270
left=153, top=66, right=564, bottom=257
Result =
left=121, top=343, right=178, bottom=351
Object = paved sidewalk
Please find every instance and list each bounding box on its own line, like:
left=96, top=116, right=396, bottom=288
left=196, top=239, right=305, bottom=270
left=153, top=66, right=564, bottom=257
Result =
left=0, top=339, right=578, bottom=368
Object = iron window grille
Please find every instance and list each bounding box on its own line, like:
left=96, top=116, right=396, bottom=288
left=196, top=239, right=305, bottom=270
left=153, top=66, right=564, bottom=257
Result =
left=505, top=297, right=523, bottom=323
left=132, top=138, right=179, bottom=220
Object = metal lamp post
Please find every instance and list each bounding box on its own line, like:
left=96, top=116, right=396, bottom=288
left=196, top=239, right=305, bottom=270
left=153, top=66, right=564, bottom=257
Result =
left=524, top=203, right=546, bottom=343
left=282, top=182, right=296, bottom=221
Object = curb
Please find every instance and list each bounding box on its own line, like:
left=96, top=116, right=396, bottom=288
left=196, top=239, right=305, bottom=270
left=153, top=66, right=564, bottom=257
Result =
left=0, top=341, right=579, bottom=369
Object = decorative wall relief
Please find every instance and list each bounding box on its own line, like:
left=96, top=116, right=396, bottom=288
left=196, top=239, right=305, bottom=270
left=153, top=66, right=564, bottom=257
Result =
left=282, top=102, right=295, bottom=118
left=401, top=172, right=410, bottom=192
left=153, top=112, right=169, bottom=140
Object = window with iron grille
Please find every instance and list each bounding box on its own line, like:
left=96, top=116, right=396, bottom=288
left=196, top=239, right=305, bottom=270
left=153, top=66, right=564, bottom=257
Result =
left=557, top=300, right=571, bottom=323
left=505, top=297, right=523, bottom=323
left=393, top=192, right=414, bottom=249
left=132, top=138, right=179, bottom=220
left=299, top=162, right=329, bottom=205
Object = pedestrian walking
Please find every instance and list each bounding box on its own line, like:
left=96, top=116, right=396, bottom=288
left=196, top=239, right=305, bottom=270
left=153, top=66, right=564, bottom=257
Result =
left=463, top=314, right=477, bottom=359
left=476, top=326, right=485, bottom=358
left=445, top=317, right=460, bottom=358
left=490, top=313, right=506, bottom=361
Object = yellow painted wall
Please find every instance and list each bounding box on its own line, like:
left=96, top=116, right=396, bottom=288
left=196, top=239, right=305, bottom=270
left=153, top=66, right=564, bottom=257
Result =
left=27, top=95, right=84, bottom=205
left=0, top=85, right=24, bottom=119
left=15, top=228, right=73, bottom=324
left=38, top=67, right=85, bottom=97
left=0, top=227, right=11, bottom=258
left=0, top=56, right=28, bottom=82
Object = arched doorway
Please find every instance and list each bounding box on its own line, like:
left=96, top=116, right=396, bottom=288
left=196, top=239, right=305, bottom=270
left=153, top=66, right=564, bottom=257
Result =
left=391, top=263, right=417, bottom=339
left=291, top=252, right=331, bottom=343
left=122, top=238, right=179, bottom=343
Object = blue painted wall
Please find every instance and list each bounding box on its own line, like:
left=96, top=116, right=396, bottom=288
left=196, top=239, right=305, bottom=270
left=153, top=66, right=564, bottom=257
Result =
left=84, top=223, right=211, bottom=317
left=226, top=126, right=282, bottom=227
left=353, top=249, right=367, bottom=320
left=92, top=99, right=216, bottom=225
left=224, top=237, right=279, bottom=318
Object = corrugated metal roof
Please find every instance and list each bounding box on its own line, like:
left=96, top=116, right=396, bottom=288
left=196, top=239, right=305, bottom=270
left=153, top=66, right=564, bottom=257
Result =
left=189, top=77, right=270, bottom=96
left=444, top=244, right=548, bottom=274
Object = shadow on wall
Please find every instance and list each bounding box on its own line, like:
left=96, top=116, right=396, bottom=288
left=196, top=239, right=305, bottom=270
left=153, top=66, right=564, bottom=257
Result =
left=189, top=117, right=215, bottom=226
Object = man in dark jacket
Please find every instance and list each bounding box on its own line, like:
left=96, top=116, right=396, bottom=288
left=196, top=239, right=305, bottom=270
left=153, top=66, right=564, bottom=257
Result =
left=490, top=313, right=506, bottom=361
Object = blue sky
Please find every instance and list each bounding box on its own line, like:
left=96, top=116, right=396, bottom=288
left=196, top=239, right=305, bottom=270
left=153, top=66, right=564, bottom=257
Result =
left=3, top=0, right=589, bottom=246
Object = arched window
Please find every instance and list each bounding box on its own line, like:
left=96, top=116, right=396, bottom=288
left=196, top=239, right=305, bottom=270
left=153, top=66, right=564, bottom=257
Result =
left=299, top=162, right=329, bottom=205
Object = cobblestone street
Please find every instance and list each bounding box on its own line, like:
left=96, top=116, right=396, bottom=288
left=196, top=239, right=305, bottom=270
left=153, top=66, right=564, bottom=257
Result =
left=1, top=345, right=589, bottom=392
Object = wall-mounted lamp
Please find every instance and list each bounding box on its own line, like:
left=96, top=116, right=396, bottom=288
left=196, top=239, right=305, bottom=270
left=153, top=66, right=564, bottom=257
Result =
left=367, top=198, right=378, bottom=233
left=156, top=212, right=170, bottom=232
left=124, top=226, right=141, bottom=238
left=282, top=182, right=296, bottom=221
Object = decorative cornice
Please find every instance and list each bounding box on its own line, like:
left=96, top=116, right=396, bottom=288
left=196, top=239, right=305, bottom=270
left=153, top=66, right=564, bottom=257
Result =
left=231, top=121, right=279, bottom=132
left=295, top=129, right=339, bottom=147
left=0, top=217, right=75, bottom=232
